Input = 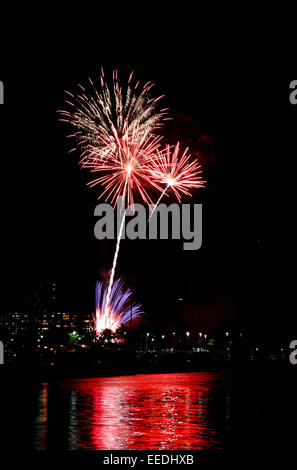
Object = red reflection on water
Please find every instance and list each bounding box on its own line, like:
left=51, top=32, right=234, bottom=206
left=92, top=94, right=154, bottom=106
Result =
left=62, top=372, right=225, bottom=450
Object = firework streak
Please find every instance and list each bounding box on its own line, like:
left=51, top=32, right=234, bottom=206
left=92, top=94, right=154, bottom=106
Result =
left=94, top=278, right=143, bottom=333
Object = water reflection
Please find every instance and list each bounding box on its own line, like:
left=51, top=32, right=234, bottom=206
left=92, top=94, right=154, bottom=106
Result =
left=34, top=383, right=48, bottom=450
left=34, top=372, right=230, bottom=450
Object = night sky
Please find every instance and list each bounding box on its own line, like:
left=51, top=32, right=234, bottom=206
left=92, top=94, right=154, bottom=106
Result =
left=0, top=16, right=295, bottom=343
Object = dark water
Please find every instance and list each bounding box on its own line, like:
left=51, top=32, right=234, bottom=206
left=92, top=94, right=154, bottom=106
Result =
left=33, top=372, right=230, bottom=450
left=1, top=367, right=296, bottom=453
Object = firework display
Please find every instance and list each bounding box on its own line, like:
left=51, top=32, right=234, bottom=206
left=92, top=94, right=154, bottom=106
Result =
left=59, top=70, right=204, bottom=207
left=148, top=143, right=205, bottom=202
left=58, top=68, right=168, bottom=207
left=84, top=131, right=163, bottom=207
left=147, top=142, right=206, bottom=220
left=94, top=278, right=143, bottom=333
left=60, top=69, right=205, bottom=334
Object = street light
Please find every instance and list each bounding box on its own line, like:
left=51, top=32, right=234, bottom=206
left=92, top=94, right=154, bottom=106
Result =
left=145, top=332, right=150, bottom=352
left=185, top=331, right=190, bottom=351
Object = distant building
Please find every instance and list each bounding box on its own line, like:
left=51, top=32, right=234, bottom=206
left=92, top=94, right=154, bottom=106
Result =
left=0, top=281, right=93, bottom=338
left=0, top=310, right=93, bottom=337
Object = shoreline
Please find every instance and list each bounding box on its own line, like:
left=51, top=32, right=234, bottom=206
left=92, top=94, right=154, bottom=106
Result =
left=1, top=356, right=293, bottom=382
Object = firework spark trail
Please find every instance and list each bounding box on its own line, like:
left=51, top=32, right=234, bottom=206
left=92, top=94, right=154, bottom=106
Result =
left=95, top=278, right=143, bottom=333
left=147, top=185, right=170, bottom=223
left=105, top=206, right=126, bottom=314
left=104, top=181, right=127, bottom=316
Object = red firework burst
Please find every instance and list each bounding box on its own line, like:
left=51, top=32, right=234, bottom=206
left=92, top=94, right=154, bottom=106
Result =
left=147, top=142, right=205, bottom=202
